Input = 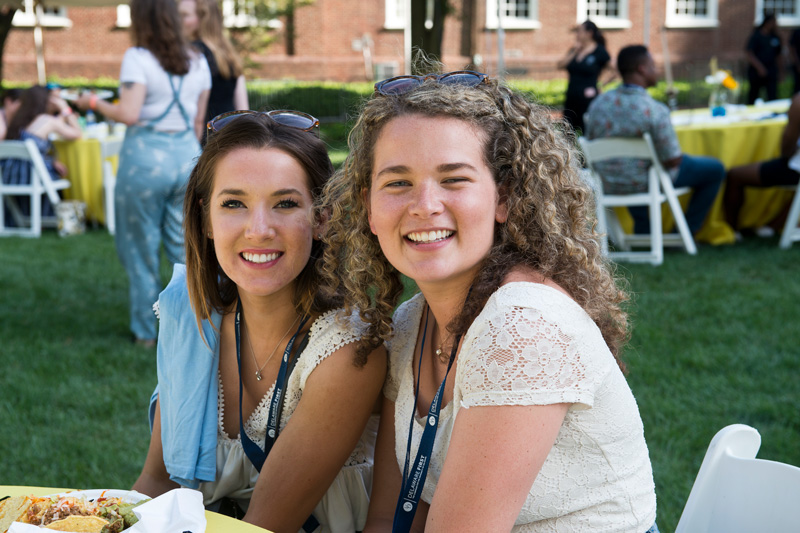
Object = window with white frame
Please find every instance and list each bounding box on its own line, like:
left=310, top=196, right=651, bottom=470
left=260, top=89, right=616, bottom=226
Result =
left=12, top=0, right=70, bottom=28
left=666, top=0, right=719, bottom=28
left=578, top=0, right=631, bottom=29
left=385, top=0, right=405, bottom=30
left=756, top=0, right=800, bottom=26
left=486, top=0, right=539, bottom=29
left=116, top=5, right=130, bottom=28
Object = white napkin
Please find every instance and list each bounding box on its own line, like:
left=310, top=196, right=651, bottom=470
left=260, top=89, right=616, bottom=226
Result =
left=9, top=488, right=206, bottom=533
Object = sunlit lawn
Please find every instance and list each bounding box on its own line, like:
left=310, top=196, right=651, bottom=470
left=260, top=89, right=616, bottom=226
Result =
left=1, top=222, right=798, bottom=533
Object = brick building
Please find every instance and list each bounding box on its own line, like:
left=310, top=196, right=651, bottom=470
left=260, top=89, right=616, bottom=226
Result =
left=2, top=0, right=797, bottom=83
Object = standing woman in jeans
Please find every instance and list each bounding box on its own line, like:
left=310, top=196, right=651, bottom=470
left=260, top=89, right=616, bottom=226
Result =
left=77, top=0, right=211, bottom=346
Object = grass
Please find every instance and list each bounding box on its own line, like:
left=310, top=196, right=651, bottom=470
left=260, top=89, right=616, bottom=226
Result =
left=1, top=229, right=799, bottom=532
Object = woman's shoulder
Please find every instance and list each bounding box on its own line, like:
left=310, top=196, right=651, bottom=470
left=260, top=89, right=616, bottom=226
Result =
left=303, top=308, right=369, bottom=360
left=477, top=279, right=597, bottom=340
left=388, top=292, right=425, bottom=348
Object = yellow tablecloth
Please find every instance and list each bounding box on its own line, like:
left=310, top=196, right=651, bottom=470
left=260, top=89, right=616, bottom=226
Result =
left=0, top=486, right=272, bottom=533
left=673, top=109, right=796, bottom=244
left=53, top=137, right=120, bottom=227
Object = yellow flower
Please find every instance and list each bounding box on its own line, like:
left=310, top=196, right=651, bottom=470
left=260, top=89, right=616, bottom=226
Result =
left=722, top=71, right=738, bottom=90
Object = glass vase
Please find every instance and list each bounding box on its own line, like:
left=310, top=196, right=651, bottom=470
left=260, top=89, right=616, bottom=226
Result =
left=709, top=88, right=728, bottom=117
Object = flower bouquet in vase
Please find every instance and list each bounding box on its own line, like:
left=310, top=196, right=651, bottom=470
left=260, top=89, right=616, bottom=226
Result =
left=705, top=62, right=739, bottom=117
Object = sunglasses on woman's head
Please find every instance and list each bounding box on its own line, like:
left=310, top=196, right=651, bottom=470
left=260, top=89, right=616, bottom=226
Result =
left=373, top=70, right=490, bottom=96
left=207, top=109, right=320, bottom=135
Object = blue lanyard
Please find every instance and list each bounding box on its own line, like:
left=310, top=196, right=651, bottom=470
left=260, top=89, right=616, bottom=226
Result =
left=234, top=298, right=309, bottom=470
left=392, top=306, right=462, bottom=533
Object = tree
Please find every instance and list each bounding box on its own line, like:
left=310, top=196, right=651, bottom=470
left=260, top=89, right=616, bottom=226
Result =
left=234, top=0, right=314, bottom=59
left=409, top=0, right=452, bottom=73
left=0, top=4, right=19, bottom=86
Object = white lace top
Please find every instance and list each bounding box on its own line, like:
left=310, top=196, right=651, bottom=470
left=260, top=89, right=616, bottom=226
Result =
left=385, top=284, right=657, bottom=533
left=199, top=309, right=378, bottom=533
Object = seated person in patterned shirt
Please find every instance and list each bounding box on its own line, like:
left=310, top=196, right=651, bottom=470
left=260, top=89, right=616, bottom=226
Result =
left=584, top=45, right=725, bottom=236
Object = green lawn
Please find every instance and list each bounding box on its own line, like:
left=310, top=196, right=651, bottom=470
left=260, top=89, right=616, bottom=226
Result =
left=1, top=230, right=798, bottom=532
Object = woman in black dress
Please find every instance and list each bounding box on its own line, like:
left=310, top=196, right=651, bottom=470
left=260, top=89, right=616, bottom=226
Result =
left=179, top=0, right=248, bottom=137
left=558, top=20, right=611, bottom=135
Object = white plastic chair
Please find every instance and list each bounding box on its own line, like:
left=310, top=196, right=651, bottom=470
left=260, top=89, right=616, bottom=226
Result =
left=579, top=133, right=697, bottom=266
left=675, top=424, right=800, bottom=533
left=0, top=139, right=71, bottom=237
left=100, top=138, right=123, bottom=235
left=779, top=185, right=800, bottom=249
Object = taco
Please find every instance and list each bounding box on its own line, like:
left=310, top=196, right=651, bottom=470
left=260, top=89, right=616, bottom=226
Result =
left=0, top=496, right=34, bottom=533
left=43, top=515, right=109, bottom=532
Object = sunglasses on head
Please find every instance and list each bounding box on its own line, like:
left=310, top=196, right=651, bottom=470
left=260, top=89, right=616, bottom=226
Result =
left=207, top=109, right=320, bottom=135
left=373, top=70, right=490, bottom=96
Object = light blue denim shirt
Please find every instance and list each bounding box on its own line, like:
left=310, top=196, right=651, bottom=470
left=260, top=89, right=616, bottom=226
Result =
left=149, top=264, right=222, bottom=489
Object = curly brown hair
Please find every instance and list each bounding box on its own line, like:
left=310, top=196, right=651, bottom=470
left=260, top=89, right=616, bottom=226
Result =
left=319, top=74, right=631, bottom=371
left=184, top=113, right=342, bottom=348
left=130, top=0, right=190, bottom=75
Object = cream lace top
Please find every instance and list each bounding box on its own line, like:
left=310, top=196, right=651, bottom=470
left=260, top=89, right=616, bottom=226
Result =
left=199, top=309, right=378, bottom=533
left=385, top=284, right=657, bottom=533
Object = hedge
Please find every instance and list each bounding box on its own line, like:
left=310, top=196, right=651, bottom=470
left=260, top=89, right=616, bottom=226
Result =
left=4, top=76, right=795, bottom=120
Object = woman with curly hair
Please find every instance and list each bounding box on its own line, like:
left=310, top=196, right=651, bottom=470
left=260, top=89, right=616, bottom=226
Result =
left=76, top=0, right=211, bottom=347
left=319, top=70, right=658, bottom=532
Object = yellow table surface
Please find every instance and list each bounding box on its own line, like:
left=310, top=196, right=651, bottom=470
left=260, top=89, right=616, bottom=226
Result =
left=0, top=486, right=272, bottom=533
left=53, top=137, right=121, bottom=227
left=610, top=106, right=796, bottom=245
left=674, top=111, right=795, bottom=243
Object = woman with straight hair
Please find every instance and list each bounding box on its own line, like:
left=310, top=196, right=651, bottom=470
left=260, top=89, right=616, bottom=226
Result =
left=1, top=85, right=80, bottom=224
left=178, top=0, right=248, bottom=140
left=133, top=111, right=386, bottom=533
left=320, top=68, right=658, bottom=532
left=77, top=0, right=211, bottom=347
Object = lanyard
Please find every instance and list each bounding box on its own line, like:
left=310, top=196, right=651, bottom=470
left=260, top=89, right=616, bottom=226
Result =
left=392, top=306, right=462, bottom=533
left=234, top=298, right=309, bottom=471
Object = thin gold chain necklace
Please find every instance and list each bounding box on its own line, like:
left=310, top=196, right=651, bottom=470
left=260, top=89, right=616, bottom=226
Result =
left=243, top=314, right=300, bottom=381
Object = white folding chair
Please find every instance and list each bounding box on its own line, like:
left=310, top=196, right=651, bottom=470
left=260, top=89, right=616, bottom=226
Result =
left=0, top=139, right=71, bottom=238
left=675, top=424, right=800, bottom=533
left=778, top=185, right=800, bottom=249
left=579, top=133, right=697, bottom=266
left=100, top=138, right=123, bottom=235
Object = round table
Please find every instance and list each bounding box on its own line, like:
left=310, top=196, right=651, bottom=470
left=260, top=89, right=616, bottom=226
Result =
left=673, top=106, right=796, bottom=244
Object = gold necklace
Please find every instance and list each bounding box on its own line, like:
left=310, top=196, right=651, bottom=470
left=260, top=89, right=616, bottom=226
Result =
left=243, top=314, right=300, bottom=381
left=433, top=320, right=452, bottom=358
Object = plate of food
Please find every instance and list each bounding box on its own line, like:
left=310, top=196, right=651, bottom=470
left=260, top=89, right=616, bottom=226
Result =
left=0, top=490, right=150, bottom=533
left=59, top=89, right=115, bottom=102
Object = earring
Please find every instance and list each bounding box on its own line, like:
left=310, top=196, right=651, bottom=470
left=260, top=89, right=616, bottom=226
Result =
left=207, top=231, right=213, bottom=239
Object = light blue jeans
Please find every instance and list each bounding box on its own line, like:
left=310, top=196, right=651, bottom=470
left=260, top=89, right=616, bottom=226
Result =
left=114, top=125, right=200, bottom=340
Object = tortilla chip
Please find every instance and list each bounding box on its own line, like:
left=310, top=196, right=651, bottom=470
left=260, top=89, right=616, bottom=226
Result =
left=0, top=496, right=34, bottom=533
left=43, top=515, right=109, bottom=532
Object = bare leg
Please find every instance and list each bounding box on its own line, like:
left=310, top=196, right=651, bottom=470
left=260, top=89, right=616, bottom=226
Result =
left=724, top=163, right=763, bottom=230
